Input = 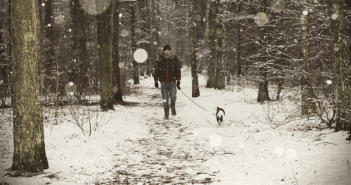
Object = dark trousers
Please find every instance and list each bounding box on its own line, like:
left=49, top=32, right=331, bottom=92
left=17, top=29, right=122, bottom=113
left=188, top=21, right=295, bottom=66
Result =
left=160, top=83, right=177, bottom=112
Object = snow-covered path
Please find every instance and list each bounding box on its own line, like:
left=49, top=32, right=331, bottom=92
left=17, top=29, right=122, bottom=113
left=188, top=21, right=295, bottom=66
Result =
left=0, top=68, right=351, bottom=185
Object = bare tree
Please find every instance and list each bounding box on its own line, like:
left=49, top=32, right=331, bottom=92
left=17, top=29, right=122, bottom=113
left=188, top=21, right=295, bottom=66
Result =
left=300, top=0, right=316, bottom=115
left=257, top=0, right=270, bottom=102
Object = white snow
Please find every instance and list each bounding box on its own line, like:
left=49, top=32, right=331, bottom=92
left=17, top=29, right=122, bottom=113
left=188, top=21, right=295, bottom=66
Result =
left=0, top=68, right=350, bottom=185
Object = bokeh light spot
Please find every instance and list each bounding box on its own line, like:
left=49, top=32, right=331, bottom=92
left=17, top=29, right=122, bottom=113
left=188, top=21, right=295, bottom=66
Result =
left=25, top=32, right=34, bottom=41
left=303, top=11, right=308, bottom=15
left=79, top=0, right=111, bottom=15
left=118, top=62, right=124, bottom=68
left=274, top=146, right=284, bottom=156
left=112, top=86, right=118, bottom=93
left=120, top=29, right=129, bottom=37
left=254, top=12, right=269, bottom=26
left=272, top=0, right=285, bottom=13
left=331, top=13, right=338, bottom=20
left=133, top=48, right=148, bottom=63
left=326, top=80, right=332, bottom=85
left=209, top=135, right=223, bottom=147
left=65, top=82, right=77, bottom=96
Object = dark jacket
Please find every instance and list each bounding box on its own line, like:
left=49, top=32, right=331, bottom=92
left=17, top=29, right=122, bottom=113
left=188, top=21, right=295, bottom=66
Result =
left=154, top=54, right=181, bottom=83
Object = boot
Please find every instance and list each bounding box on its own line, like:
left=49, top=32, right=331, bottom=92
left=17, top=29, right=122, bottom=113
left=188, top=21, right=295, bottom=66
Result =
left=164, top=112, right=169, bottom=119
left=171, top=106, right=176, bottom=116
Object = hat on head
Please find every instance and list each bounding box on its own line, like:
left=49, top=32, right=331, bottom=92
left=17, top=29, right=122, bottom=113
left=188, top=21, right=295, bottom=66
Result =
left=163, top=45, right=171, bottom=52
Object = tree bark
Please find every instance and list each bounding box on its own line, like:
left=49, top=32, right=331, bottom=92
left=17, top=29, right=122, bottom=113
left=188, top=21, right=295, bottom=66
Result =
left=205, top=0, right=216, bottom=88
left=43, top=0, right=55, bottom=94
left=330, top=0, right=350, bottom=133
left=96, top=0, right=115, bottom=111
left=215, top=0, right=227, bottom=90
left=257, top=0, right=270, bottom=102
left=130, top=3, right=140, bottom=85
left=70, top=0, right=89, bottom=102
left=11, top=0, right=49, bottom=172
left=236, top=1, right=242, bottom=78
left=300, top=0, right=316, bottom=115
left=189, top=0, right=200, bottom=97
left=113, top=0, right=123, bottom=102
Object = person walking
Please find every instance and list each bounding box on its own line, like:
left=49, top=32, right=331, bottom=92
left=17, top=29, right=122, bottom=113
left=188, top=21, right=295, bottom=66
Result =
left=154, top=45, right=181, bottom=119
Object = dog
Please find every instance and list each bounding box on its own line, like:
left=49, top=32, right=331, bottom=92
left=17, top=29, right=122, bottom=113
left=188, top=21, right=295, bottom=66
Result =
left=216, top=106, right=225, bottom=125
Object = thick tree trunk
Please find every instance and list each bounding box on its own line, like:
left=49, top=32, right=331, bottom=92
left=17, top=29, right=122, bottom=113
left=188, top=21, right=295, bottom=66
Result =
left=257, top=0, right=270, bottom=102
left=189, top=0, right=200, bottom=97
left=11, top=0, right=49, bottom=172
left=205, top=0, right=216, bottom=88
left=330, top=0, right=350, bottom=134
left=130, top=3, right=140, bottom=85
left=113, top=1, right=123, bottom=102
left=70, top=0, right=89, bottom=102
left=96, top=1, right=115, bottom=111
left=300, top=0, right=316, bottom=115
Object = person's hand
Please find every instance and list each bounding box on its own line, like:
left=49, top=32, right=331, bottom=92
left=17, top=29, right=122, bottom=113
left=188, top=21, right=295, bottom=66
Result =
left=155, top=81, right=159, bottom=88
left=177, top=81, right=181, bottom=90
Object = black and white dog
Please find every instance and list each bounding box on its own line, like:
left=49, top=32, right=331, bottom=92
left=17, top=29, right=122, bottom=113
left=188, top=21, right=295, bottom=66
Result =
left=216, top=106, right=225, bottom=125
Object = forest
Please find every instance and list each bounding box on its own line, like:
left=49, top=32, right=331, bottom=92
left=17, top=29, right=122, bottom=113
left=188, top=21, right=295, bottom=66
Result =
left=0, top=0, right=351, bottom=184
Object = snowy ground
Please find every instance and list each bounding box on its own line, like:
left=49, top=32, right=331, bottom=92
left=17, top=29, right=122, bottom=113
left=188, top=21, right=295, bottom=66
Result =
left=0, top=68, right=351, bottom=185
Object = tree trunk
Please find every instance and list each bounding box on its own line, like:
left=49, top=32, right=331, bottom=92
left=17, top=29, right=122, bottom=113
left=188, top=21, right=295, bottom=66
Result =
left=43, top=0, right=55, bottom=94
left=11, top=0, right=49, bottom=172
left=300, top=0, right=316, bottom=115
left=205, top=0, right=216, bottom=88
left=96, top=0, right=115, bottom=111
left=113, top=0, right=123, bottom=102
left=215, top=0, right=227, bottom=90
left=70, top=0, right=89, bottom=102
left=130, top=3, right=140, bottom=85
left=257, top=0, right=270, bottom=102
left=330, top=0, right=351, bottom=133
left=236, top=1, right=242, bottom=78
left=189, top=0, right=200, bottom=97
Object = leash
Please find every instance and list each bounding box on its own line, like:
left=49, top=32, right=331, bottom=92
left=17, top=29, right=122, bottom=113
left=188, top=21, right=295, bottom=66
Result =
left=179, top=89, right=216, bottom=116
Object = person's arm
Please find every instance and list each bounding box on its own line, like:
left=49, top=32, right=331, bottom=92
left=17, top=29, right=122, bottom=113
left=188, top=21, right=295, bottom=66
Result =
left=154, top=60, right=159, bottom=82
left=175, top=57, right=181, bottom=82
left=175, top=57, right=181, bottom=90
left=154, top=61, right=159, bottom=88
